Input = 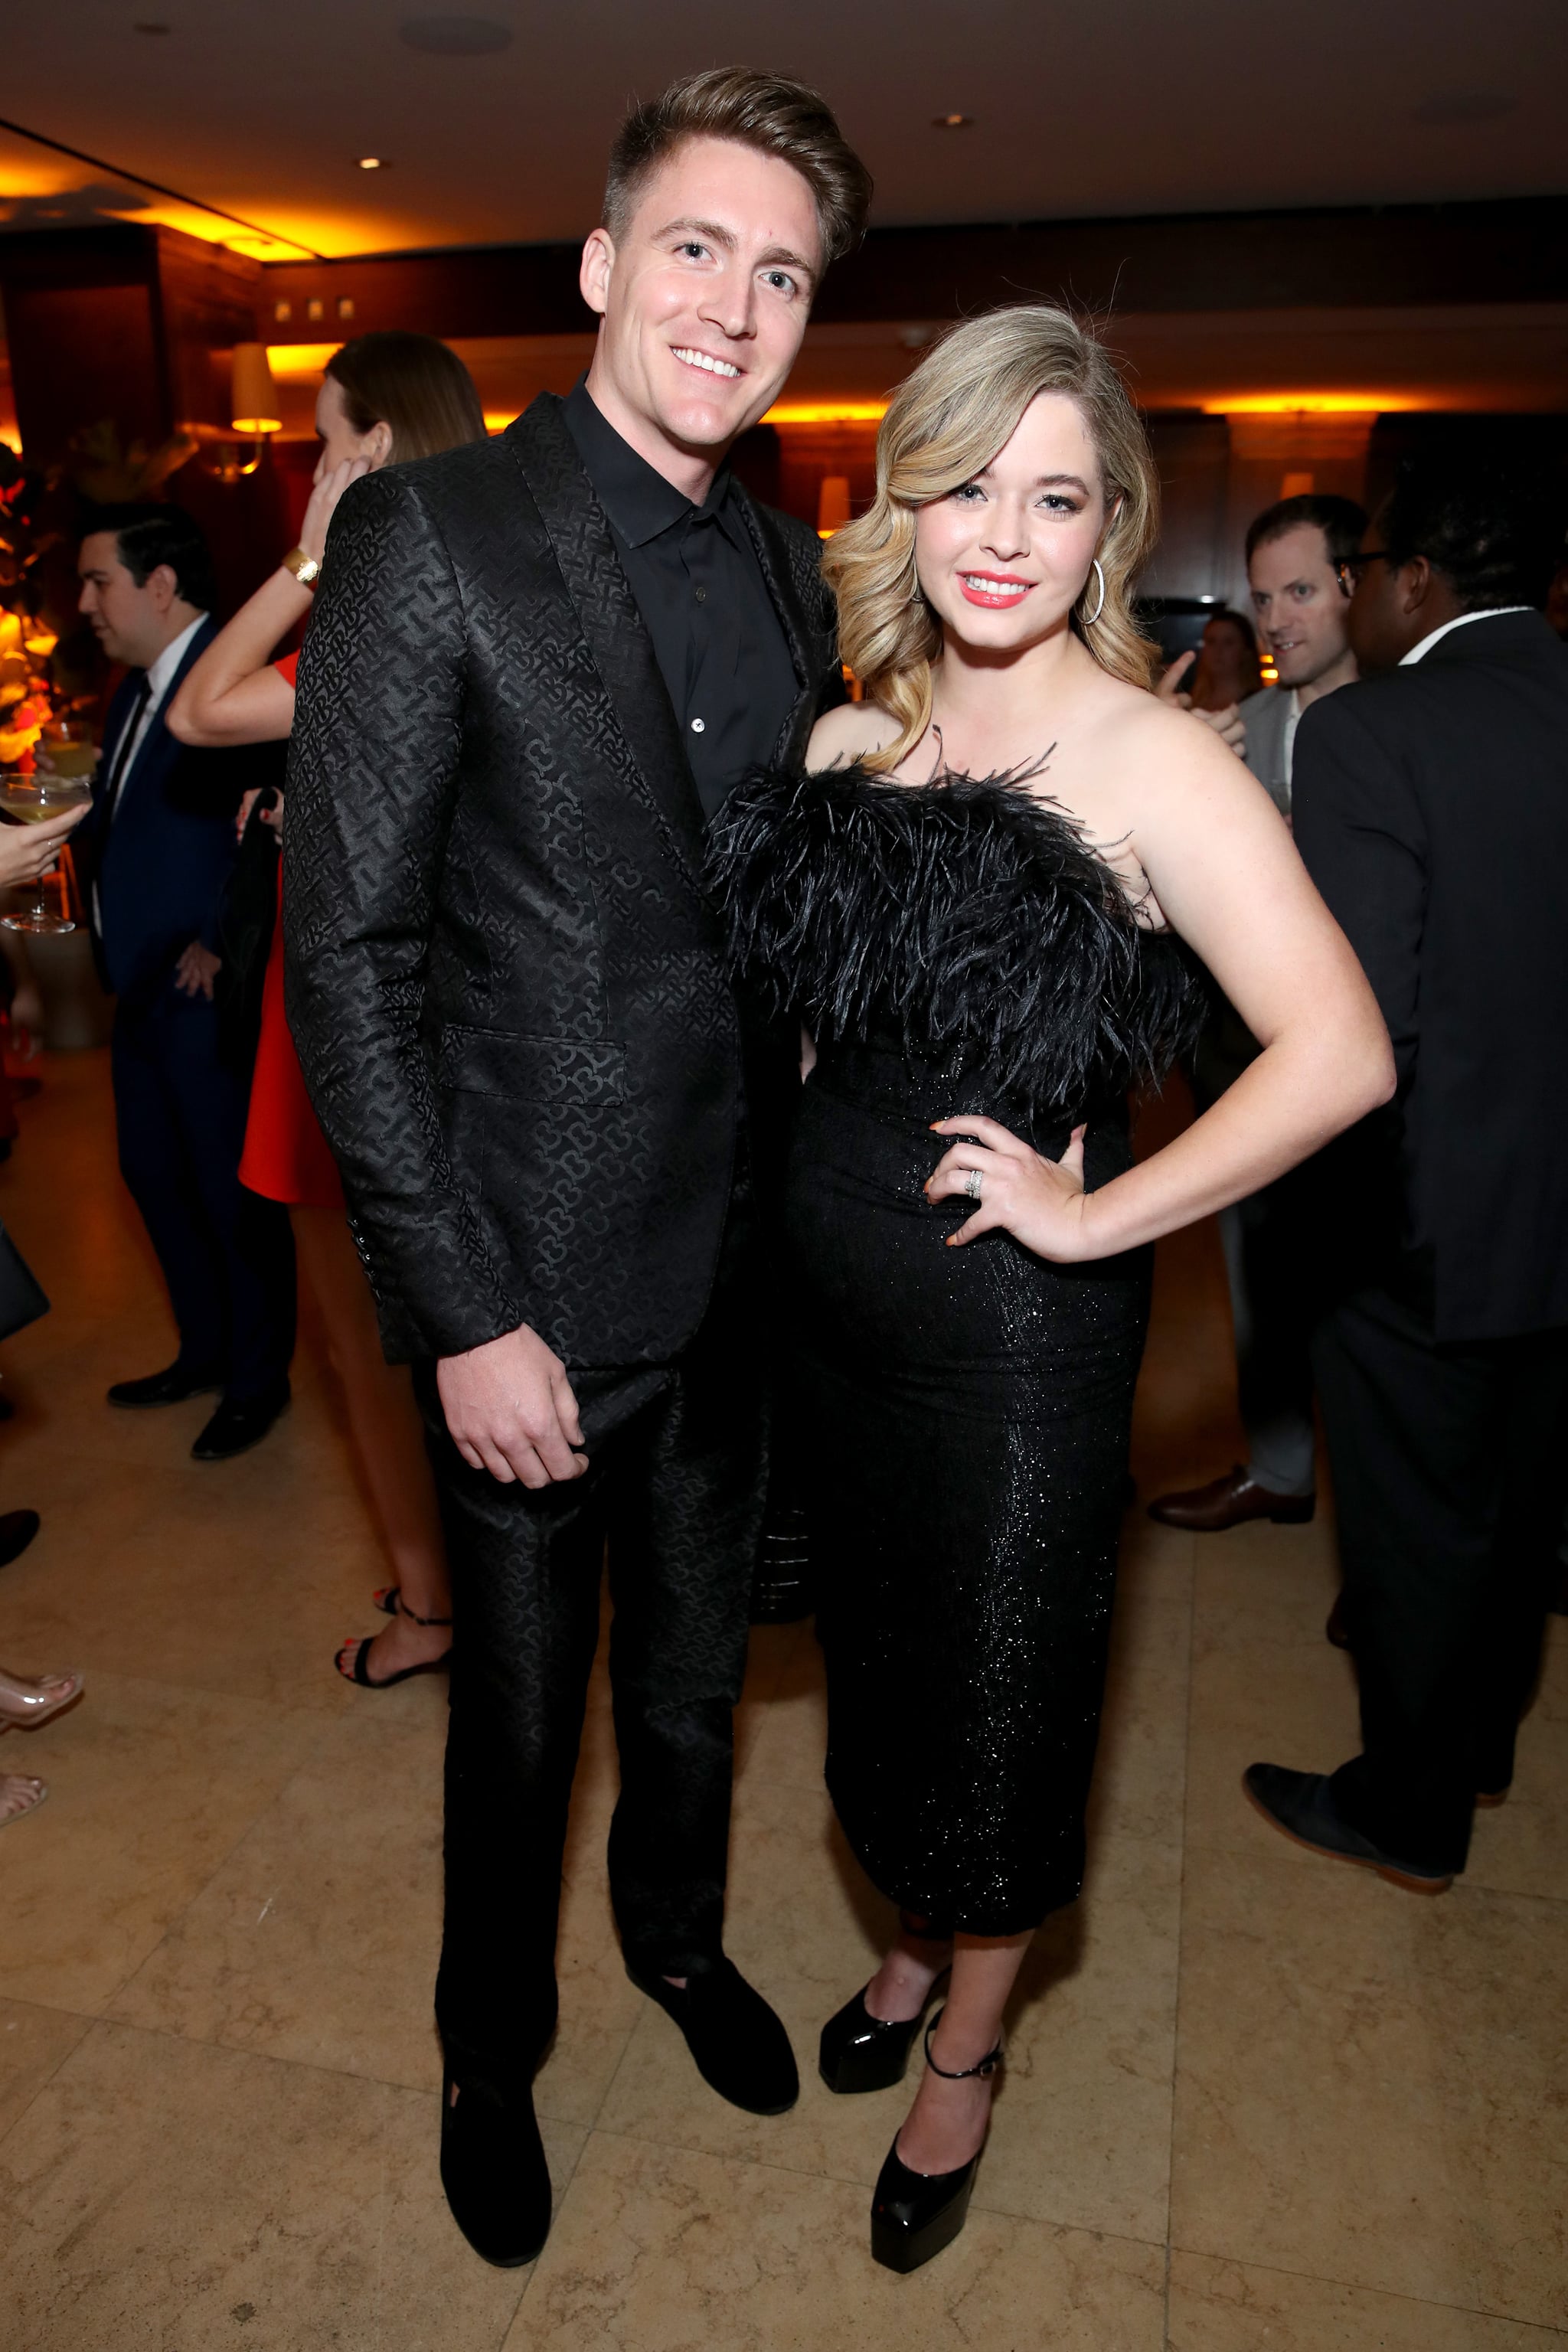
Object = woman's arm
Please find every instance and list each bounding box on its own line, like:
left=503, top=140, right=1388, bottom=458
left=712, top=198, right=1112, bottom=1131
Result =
left=928, top=707, right=1395, bottom=1259
left=167, top=456, right=369, bottom=750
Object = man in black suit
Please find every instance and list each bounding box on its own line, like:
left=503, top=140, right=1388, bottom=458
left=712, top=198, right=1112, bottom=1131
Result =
left=77, top=506, right=293, bottom=1460
left=1245, top=456, right=1568, bottom=1893
left=286, top=70, right=870, bottom=2264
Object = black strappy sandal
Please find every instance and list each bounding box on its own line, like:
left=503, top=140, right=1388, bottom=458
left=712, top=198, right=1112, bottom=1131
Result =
left=335, top=1598, right=452, bottom=1688
left=870, top=2010, right=1002, bottom=2273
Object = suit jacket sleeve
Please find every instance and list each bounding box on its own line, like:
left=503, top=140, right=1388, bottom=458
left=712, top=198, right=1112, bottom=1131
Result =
left=1291, top=689, right=1426, bottom=1089
left=283, top=469, right=521, bottom=1361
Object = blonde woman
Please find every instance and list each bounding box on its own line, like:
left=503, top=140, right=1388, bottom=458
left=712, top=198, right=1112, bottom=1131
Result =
left=711, top=305, right=1393, bottom=2272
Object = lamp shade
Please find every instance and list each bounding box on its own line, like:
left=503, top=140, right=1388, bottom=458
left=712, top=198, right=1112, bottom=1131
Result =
left=230, top=343, right=283, bottom=435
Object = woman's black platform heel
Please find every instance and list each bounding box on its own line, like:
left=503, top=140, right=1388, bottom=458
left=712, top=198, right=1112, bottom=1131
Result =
left=870, top=2013, right=1002, bottom=2275
left=820, top=1918, right=952, bottom=2095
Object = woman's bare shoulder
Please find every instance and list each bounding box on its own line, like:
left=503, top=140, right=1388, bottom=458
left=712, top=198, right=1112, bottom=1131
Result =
left=805, top=700, right=903, bottom=772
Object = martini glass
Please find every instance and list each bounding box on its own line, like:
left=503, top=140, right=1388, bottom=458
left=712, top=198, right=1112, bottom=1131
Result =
left=0, top=771, right=93, bottom=933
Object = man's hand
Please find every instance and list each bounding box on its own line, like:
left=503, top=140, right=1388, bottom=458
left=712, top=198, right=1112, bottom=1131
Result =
left=175, top=941, right=221, bottom=1000
left=1158, top=653, right=1246, bottom=757
left=436, top=1322, right=588, bottom=1488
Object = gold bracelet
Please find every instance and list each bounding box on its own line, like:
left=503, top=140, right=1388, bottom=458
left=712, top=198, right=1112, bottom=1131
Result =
left=280, top=546, right=322, bottom=588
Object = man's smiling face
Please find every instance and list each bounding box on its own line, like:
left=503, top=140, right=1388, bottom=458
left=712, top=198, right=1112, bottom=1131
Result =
left=580, top=134, right=822, bottom=471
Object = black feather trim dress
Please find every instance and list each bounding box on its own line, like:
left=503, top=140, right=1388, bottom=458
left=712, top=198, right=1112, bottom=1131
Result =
left=711, top=763, right=1205, bottom=1934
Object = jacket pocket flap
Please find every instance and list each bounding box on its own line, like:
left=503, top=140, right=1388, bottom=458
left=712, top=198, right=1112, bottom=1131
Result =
left=437, top=1027, right=627, bottom=1104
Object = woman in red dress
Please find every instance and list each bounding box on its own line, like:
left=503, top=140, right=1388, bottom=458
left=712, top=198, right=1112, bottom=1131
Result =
left=169, top=334, right=486, bottom=1685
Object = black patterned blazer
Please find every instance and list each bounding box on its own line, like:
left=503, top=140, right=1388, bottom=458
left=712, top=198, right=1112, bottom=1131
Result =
left=283, top=392, right=841, bottom=1366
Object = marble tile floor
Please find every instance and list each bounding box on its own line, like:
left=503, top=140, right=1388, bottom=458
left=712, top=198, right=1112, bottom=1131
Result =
left=0, top=1051, right=1563, bottom=2350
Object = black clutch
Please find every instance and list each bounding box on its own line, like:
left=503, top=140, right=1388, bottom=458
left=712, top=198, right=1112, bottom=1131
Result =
left=0, top=1217, right=49, bottom=1342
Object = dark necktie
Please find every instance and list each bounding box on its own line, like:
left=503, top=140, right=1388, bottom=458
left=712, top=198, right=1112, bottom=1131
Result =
left=103, top=675, right=153, bottom=823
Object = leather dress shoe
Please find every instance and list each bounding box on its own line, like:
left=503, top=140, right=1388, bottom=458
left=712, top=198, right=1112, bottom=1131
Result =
left=750, top=1508, right=814, bottom=1623
left=627, top=1954, right=799, bottom=2114
left=1243, top=1762, right=1452, bottom=1893
left=1149, top=1466, right=1314, bottom=1531
left=439, top=2065, right=552, bottom=2268
left=0, top=1509, right=39, bottom=1569
left=108, top=1361, right=224, bottom=1410
left=191, top=1382, right=289, bottom=1462
left=820, top=1981, right=943, bottom=2095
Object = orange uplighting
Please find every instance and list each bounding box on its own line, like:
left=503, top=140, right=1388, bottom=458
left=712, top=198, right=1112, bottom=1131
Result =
left=761, top=400, right=889, bottom=425
left=1201, top=394, right=1423, bottom=416
left=266, top=344, right=342, bottom=380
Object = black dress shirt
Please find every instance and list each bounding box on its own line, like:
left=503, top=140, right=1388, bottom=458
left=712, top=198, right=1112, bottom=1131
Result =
left=564, top=377, right=799, bottom=820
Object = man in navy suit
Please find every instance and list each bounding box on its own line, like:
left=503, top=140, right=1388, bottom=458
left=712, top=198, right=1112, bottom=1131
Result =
left=77, top=505, right=293, bottom=1459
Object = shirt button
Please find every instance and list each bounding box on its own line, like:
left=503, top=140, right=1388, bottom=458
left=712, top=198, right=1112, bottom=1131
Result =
left=694, top=586, right=707, bottom=603
left=691, top=717, right=706, bottom=734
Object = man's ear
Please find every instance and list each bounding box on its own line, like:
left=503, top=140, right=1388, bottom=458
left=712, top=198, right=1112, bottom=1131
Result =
left=147, top=562, right=179, bottom=616
left=1399, top=554, right=1433, bottom=616
left=579, top=227, right=615, bottom=319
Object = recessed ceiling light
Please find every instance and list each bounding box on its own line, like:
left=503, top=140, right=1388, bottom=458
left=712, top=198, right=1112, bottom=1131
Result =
left=356, top=156, right=388, bottom=169
left=399, top=14, right=513, bottom=54
left=933, top=113, right=972, bottom=129
left=1412, top=90, right=1517, bottom=126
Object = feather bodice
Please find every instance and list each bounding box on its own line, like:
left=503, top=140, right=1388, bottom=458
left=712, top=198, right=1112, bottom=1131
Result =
left=710, top=762, right=1206, bottom=1116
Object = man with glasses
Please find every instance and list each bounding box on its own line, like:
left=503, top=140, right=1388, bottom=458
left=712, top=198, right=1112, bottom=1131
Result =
left=1151, top=495, right=1365, bottom=1534
left=1243, top=455, right=1568, bottom=1893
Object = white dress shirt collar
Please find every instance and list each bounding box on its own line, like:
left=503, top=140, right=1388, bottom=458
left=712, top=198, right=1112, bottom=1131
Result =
left=142, top=610, right=208, bottom=708
left=1400, top=606, right=1533, bottom=667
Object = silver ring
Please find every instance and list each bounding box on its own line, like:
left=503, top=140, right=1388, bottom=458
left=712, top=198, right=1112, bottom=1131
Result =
left=963, top=1168, right=982, bottom=1202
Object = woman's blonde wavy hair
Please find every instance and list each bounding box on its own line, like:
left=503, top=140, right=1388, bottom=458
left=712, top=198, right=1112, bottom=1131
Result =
left=822, top=305, right=1161, bottom=771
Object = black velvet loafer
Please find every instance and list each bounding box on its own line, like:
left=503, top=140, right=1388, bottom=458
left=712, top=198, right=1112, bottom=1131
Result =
left=820, top=1982, right=942, bottom=2096
left=1243, top=1763, right=1453, bottom=1893
left=439, top=2066, right=552, bottom=2269
left=627, top=1954, right=799, bottom=2115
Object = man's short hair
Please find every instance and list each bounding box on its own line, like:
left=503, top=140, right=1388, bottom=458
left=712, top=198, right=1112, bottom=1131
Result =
left=82, top=502, right=216, bottom=616
left=603, top=67, right=873, bottom=270
left=1245, top=493, right=1368, bottom=572
left=1378, top=454, right=1561, bottom=612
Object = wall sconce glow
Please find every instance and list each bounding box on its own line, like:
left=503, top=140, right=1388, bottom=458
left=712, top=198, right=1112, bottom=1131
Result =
left=267, top=343, right=343, bottom=381
left=933, top=113, right=973, bottom=129
left=817, top=475, right=852, bottom=538
left=761, top=400, right=889, bottom=425
left=230, top=343, right=283, bottom=435
left=1202, top=393, right=1423, bottom=416
left=357, top=157, right=387, bottom=171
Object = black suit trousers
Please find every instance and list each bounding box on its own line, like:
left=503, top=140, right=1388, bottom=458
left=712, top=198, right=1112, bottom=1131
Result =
left=424, top=1171, right=766, bottom=2089
left=1312, top=1282, right=1568, bottom=1873
left=111, top=979, right=295, bottom=1400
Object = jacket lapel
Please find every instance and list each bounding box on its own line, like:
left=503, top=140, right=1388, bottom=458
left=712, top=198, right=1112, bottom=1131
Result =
left=505, top=396, right=709, bottom=891
left=735, top=492, right=830, bottom=764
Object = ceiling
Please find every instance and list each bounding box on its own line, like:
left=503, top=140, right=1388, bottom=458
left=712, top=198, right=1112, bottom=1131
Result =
left=1, top=0, right=1564, bottom=263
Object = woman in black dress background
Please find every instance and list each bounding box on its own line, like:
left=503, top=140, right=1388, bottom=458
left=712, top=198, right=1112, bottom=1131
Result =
left=712, top=305, right=1393, bottom=2272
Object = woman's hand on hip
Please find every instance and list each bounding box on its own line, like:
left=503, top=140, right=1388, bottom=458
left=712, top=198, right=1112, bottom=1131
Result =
left=926, top=1116, right=1090, bottom=1259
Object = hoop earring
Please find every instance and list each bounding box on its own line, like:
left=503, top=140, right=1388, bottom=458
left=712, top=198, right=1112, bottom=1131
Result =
left=1082, top=558, right=1106, bottom=626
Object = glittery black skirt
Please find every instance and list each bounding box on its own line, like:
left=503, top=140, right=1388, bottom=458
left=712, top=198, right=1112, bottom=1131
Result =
left=785, top=1035, right=1152, bottom=1936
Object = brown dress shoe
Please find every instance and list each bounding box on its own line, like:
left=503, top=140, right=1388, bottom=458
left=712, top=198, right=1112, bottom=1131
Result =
left=1148, top=1466, right=1315, bottom=1531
